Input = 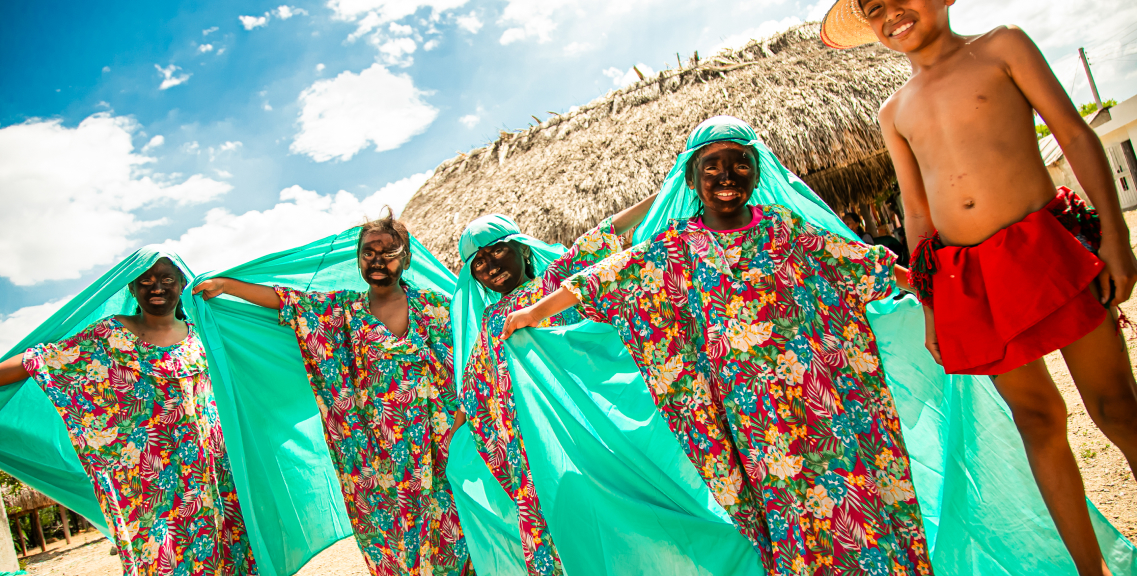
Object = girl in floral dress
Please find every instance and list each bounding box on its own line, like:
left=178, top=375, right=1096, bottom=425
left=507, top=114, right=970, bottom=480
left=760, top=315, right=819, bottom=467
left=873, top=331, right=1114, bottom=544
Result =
left=0, top=256, right=258, bottom=576
left=193, top=214, right=469, bottom=576
left=502, top=117, right=933, bottom=576
left=451, top=194, right=655, bottom=576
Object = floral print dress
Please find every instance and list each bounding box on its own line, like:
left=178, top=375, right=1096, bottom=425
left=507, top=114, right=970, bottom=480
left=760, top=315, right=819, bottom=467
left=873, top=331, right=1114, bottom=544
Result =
left=565, top=205, right=932, bottom=576
left=276, top=286, right=467, bottom=576
left=22, top=317, right=257, bottom=576
left=461, top=218, right=623, bottom=576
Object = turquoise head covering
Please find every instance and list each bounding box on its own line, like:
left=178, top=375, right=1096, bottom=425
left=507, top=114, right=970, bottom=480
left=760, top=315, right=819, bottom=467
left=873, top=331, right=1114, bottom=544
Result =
left=451, top=214, right=566, bottom=389
left=633, top=115, right=856, bottom=244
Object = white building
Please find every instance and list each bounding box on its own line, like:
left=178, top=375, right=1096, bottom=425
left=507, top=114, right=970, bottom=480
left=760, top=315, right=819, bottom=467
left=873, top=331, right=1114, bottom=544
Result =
left=1040, top=94, right=1137, bottom=209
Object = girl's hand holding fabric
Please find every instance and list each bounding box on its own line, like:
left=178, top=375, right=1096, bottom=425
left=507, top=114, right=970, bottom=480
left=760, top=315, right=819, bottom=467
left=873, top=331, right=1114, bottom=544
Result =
left=501, top=286, right=581, bottom=339
left=192, top=277, right=283, bottom=309
left=0, top=354, right=31, bottom=387
left=501, top=307, right=540, bottom=340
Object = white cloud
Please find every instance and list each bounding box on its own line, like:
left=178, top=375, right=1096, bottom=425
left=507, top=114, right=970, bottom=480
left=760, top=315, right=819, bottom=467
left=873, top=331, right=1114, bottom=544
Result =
left=0, top=114, right=231, bottom=285
left=456, top=12, right=482, bottom=33
left=102, top=66, right=111, bottom=73
left=159, top=172, right=431, bottom=274
left=803, top=0, right=828, bottom=22
left=389, top=22, right=413, bottom=35
left=219, top=141, right=243, bottom=152
left=183, top=141, right=201, bottom=154
left=563, top=41, right=591, bottom=55
left=710, top=16, right=802, bottom=54
left=155, top=64, right=191, bottom=90
left=264, top=103, right=274, bottom=111
left=424, top=38, right=440, bottom=50
left=142, top=134, right=165, bottom=152
left=275, top=5, right=308, bottom=19
left=291, top=63, right=438, bottom=162
left=0, top=297, right=73, bottom=355
left=603, top=63, right=654, bottom=87
left=376, top=37, right=417, bottom=66
left=239, top=14, right=268, bottom=30
left=316, top=63, right=326, bottom=72
left=459, top=106, right=484, bottom=128
left=330, top=0, right=469, bottom=41
left=198, top=43, right=215, bottom=53
left=203, top=26, right=219, bottom=36
left=498, top=0, right=577, bottom=44
left=215, top=169, right=234, bottom=179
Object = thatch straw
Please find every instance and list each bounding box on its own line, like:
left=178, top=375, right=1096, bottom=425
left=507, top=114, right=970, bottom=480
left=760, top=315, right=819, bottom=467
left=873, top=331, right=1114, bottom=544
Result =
left=402, top=23, right=909, bottom=270
left=2, top=485, right=53, bottom=512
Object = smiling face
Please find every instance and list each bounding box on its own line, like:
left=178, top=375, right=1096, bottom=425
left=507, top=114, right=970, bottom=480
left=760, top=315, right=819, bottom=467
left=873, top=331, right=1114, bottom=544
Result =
left=686, top=141, right=759, bottom=219
left=358, top=231, right=408, bottom=288
left=858, top=0, right=955, bottom=53
left=130, top=258, right=185, bottom=317
left=471, top=241, right=528, bottom=295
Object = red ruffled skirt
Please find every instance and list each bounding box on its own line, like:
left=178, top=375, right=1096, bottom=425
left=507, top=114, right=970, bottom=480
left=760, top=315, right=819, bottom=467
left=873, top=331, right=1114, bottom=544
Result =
left=908, top=188, right=1107, bottom=375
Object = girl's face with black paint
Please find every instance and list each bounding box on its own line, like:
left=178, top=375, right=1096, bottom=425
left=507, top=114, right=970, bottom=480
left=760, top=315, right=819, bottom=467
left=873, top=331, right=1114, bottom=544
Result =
left=130, top=258, right=185, bottom=317
left=358, top=231, right=408, bottom=288
left=688, top=142, right=759, bottom=219
left=471, top=241, right=527, bottom=295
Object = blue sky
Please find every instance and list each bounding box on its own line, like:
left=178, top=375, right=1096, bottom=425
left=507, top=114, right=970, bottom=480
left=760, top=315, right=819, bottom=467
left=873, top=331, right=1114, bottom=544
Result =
left=2, top=0, right=1136, bottom=350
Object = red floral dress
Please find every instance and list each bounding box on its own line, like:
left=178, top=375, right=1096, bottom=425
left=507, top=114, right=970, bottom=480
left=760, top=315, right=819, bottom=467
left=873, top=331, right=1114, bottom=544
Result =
left=565, top=206, right=932, bottom=576
left=461, top=218, right=622, bottom=576
left=23, top=318, right=257, bottom=576
left=276, top=286, right=467, bottom=576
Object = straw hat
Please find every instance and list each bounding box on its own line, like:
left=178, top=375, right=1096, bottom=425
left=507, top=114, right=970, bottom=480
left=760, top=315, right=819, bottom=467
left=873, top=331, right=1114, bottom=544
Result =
left=819, top=0, right=878, bottom=49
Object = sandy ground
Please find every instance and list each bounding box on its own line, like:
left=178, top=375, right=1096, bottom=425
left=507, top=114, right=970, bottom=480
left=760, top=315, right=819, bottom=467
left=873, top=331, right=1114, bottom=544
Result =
left=19, top=211, right=1137, bottom=575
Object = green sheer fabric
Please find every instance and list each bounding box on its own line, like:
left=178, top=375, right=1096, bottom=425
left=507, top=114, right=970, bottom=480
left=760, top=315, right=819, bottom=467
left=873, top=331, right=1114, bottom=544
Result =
left=0, top=247, right=195, bottom=537
left=497, top=115, right=1136, bottom=574
left=189, top=228, right=519, bottom=576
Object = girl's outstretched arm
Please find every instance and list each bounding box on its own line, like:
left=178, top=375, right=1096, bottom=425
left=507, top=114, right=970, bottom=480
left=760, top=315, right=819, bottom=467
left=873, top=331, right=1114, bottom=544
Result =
left=611, top=193, right=658, bottom=236
left=0, top=354, right=30, bottom=387
left=501, top=286, right=580, bottom=339
left=192, top=278, right=282, bottom=310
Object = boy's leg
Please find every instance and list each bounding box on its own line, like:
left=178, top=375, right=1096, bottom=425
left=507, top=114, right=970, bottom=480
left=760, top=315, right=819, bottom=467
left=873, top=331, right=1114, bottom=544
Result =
left=993, top=359, right=1107, bottom=576
left=1061, top=311, right=1137, bottom=476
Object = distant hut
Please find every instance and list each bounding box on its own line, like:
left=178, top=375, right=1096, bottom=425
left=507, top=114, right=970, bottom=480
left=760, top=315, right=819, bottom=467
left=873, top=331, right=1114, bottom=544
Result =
left=402, top=23, right=910, bottom=269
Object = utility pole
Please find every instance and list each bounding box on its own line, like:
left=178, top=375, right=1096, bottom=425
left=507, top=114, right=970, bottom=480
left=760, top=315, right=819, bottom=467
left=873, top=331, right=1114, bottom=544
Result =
left=1079, top=47, right=1104, bottom=109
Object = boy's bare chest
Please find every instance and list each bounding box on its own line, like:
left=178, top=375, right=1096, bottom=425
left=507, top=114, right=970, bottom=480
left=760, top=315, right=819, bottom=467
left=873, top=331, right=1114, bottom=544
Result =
left=894, top=58, right=1029, bottom=147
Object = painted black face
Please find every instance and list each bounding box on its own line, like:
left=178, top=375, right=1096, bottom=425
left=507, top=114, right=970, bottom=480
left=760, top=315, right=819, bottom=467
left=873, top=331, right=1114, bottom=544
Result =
left=358, top=232, right=408, bottom=288
left=130, top=258, right=185, bottom=317
left=471, top=241, right=527, bottom=295
left=688, top=142, right=759, bottom=219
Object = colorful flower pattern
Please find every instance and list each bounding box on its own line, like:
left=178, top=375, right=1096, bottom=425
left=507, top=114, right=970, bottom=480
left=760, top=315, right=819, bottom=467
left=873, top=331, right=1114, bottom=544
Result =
left=22, top=318, right=257, bottom=576
left=461, top=218, right=622, bottom=576
left=276, top=286, right=467, bottom=576
left=566, top=205, right=932, bottom=576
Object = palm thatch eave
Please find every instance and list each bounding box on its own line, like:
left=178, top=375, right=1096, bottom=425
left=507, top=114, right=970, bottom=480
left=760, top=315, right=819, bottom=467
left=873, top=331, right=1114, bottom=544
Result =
left=402, top=23, right=908, bottom=270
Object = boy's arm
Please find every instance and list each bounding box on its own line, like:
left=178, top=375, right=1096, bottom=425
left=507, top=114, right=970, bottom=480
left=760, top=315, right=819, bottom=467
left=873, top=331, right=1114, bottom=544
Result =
left=1002, top=26, right=1137, bottom=305
left=192, top=278, right=283, bottom=309
left=879, top=96, right=934, bottom=253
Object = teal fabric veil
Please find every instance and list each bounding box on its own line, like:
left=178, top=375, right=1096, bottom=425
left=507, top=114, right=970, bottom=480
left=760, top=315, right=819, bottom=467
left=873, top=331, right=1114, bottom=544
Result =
left=0, top=247, right=195, bottom=536
left=451, top=214, right=565, bottom=390
left=500, top=115, right=1136, bottom=574
left=189, top=228, right=518, bottom=576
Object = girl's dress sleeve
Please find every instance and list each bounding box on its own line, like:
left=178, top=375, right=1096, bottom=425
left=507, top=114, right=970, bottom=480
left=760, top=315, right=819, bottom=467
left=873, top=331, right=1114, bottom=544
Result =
left=540, top=216, right=624, bottom=289
left=790, top=214, right=898, bottom=306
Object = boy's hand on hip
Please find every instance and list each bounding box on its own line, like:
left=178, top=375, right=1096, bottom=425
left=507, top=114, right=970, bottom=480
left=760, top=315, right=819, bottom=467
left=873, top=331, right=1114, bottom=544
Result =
left=1096, top=237, right=1137, bottom=306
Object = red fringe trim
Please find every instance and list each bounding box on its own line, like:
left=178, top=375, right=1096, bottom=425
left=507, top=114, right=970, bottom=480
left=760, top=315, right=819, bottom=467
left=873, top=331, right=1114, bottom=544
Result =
left=907, top=233, right=941, bottom=308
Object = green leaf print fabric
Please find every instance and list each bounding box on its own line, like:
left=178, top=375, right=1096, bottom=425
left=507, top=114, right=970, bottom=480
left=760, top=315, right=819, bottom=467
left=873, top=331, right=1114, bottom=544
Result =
left=189, top=227, right=521, bottom=576
left=0, top=247, right=196, bottom=536
left=499, top=116, right=1136, bottom=575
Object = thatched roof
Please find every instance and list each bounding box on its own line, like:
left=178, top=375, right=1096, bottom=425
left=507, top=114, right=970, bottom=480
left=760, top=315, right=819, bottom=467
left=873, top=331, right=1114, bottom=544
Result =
left=2, top=485, right=54, bottom=512
left=402, top=23, right=910, bottom=270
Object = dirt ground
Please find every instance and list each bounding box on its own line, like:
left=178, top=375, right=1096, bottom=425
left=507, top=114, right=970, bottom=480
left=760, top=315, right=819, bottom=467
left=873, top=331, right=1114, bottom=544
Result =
left=19, top=211, right=1137, bottom=575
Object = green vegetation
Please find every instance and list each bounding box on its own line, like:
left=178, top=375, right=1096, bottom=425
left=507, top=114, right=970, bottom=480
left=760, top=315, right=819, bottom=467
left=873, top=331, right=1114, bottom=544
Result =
left=1036, top=99, right=1119, bottom=140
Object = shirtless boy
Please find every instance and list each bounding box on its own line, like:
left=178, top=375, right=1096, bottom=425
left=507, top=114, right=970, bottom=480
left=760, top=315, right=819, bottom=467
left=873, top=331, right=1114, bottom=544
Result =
left=821, top=1, right=1137, bottom=574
